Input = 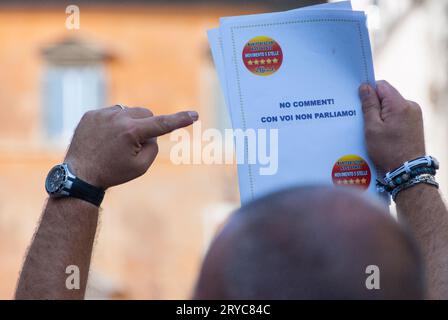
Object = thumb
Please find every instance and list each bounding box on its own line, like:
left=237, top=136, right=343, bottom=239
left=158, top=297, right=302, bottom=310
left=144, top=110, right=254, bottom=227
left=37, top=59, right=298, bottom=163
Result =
left=359, top=84, right=382, bottom=125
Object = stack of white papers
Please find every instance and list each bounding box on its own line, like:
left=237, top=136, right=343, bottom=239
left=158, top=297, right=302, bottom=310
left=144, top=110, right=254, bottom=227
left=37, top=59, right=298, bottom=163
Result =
left=208, top=1, right=385, bottom=205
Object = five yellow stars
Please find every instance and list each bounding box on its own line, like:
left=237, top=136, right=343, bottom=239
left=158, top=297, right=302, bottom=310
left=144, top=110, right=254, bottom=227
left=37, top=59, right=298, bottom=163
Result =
left=246, top=58, right=279, bottom=66
left=336, top=178, right=369, bottom=185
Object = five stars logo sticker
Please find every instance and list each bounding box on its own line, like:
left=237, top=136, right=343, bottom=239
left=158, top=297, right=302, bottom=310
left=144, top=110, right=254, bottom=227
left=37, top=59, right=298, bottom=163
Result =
left=332, top=155, right=372, bottom=191
left=242, top=36, right=283, bottom=76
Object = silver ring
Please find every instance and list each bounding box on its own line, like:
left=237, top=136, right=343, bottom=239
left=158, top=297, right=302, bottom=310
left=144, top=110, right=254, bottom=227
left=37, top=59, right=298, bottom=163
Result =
left=116, top=104, right=126, bottom=110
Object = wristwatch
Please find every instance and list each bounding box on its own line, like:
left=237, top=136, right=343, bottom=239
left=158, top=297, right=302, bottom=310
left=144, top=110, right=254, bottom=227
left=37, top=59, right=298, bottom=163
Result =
left=45, top=163, right=105, bottom=207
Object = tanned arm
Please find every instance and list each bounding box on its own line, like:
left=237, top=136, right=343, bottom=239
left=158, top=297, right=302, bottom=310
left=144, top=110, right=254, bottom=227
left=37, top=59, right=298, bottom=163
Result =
left=15, top=198, right=99, bottom=299
left=360, top=80, right=448, bottom=299
left=15, top=106, right=198, bottom=299
left=396, top=185, right=448, bottom=299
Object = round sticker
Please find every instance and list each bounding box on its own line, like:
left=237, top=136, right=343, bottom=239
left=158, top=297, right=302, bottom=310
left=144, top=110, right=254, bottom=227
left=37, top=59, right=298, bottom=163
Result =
left=242, top=36, right=283, bottom=76
left=332, top=155, right=371, bottom=191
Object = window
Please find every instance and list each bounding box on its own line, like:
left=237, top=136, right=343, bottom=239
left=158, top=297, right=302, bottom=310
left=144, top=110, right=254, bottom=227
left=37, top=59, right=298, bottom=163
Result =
left=42, top=38, right=107, bottom=144
left=44, top=65, right=105, bottom=143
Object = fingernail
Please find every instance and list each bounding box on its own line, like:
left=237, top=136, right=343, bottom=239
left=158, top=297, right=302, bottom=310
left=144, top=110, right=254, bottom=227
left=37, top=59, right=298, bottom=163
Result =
left=359, top=84, right=371, bottom=100
left=188, top=111, right=199, bottom=122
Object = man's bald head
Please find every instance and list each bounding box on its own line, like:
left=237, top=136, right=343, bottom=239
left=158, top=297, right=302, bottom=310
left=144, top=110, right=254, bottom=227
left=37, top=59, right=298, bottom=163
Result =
left=194, top=186, right=424, bottom=299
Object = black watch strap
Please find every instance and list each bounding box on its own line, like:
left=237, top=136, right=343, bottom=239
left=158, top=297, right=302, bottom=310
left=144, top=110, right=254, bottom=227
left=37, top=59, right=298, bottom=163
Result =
left=68, top=176, right=105, bottom=207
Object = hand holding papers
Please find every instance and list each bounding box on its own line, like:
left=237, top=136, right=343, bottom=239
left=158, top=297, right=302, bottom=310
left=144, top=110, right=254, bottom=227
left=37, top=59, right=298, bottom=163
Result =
left=208, top=1, right=385, bottom=205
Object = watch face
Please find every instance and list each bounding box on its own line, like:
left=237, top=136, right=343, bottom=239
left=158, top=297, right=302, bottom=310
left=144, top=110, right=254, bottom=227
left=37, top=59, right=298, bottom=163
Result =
left=45, top=165, right=67, bottom=194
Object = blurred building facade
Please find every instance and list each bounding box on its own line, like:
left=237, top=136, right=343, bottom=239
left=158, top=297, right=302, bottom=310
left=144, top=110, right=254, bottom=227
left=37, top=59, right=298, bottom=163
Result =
left=358, top=0, right=448, bottom=194
left=0, top=0, right=447, bottom=299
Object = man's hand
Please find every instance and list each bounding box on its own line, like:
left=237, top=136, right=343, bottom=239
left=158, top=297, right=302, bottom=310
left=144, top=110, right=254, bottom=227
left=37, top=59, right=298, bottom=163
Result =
left=16, top=105, right=198, bottom=299
left=65, top=106, right=198, bottom=189
left=359, top=80, right=426, bottom=173
left=360, top=81, right=448, bottom=300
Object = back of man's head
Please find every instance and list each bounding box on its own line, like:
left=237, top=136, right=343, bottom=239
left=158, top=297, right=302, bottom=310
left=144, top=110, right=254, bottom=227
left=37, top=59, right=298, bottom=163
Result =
left=193, top=186, right=424, bottom=299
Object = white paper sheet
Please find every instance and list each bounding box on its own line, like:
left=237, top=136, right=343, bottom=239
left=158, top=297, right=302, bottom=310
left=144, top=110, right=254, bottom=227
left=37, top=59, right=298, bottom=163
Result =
left=208, top=1, right=353, bottom=122
left=208, top=2, right=385, bottom=205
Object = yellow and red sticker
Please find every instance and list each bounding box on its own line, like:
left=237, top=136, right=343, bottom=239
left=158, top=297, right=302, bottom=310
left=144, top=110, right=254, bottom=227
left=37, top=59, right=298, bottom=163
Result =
left=242, top=36, right=283, bottom=76
left=332, top=155, right=371, bottom=191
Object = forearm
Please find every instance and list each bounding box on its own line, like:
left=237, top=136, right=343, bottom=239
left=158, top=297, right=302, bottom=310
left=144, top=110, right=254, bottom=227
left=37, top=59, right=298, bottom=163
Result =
left=15, top=197, right=99, bottom=300
left=396, top=184, right=448, bottom=299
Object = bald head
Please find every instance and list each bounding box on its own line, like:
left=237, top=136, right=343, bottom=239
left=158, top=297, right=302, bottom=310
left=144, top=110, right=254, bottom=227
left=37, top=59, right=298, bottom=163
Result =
left=194, top=186, right=424, bottom=299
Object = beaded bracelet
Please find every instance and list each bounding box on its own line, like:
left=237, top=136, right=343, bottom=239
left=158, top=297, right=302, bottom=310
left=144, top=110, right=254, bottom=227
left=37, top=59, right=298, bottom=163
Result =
left=377, top=166, right=436, bottom=193
left=376, top=156, right=439, bottom=199
left=390, top=174, right=439, bottom=201
left=384, top=155, right=439, bottom=186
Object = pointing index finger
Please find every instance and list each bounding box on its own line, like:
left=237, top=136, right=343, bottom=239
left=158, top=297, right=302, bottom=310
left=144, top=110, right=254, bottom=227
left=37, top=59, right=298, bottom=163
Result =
left=135, top=111, right=198, bottom=139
